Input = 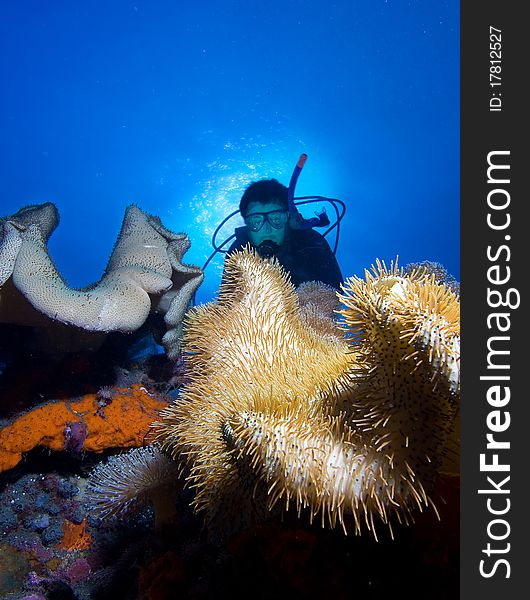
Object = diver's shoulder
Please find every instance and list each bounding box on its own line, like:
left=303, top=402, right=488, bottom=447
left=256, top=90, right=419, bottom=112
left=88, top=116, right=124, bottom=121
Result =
left=291, top=227, right=328, bottom=247
left=291, top=227, right=325, bottom=241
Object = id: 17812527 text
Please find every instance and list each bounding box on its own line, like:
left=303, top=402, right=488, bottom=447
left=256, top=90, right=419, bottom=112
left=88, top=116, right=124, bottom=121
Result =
left=489, top=26, right=502, bottom=112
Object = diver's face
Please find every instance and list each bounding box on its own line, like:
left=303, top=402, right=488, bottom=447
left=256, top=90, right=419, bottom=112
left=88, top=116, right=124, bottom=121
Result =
left=245, top=201, right=288, bottom=247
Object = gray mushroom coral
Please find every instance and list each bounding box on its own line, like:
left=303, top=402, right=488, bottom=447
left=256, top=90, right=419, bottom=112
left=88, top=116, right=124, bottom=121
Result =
left=0, top=202, right=203, bottom=355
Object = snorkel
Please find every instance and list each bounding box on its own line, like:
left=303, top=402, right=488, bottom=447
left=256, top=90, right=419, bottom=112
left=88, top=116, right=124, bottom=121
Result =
left=287, top=154, right=330, bottom=229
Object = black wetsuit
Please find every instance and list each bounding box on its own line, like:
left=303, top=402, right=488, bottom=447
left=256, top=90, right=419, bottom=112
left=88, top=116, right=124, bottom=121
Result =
left=226, top=226, right=343, bottom=289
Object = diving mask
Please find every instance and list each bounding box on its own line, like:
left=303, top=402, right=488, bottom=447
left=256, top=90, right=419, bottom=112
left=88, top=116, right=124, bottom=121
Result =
left=244, top=209, right=289, bottom=232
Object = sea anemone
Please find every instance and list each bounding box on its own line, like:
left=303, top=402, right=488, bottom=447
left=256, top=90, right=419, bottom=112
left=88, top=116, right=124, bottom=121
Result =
left=85, top=445, right=179, bottom=528
left=403, top=260, right=460, bottom=297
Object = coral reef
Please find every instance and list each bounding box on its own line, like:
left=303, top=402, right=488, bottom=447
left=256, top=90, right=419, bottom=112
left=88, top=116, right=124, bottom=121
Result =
left=153, top=249, right=460, bottom=540
left=0, top=251, right=459, bottom=600
left=0, top=385, right=168, bottom=473
left=0, top=469, right=458, bottom=600
left=0, top=202, right=203, bottom=356
left=0, top=472, right=92, bottom=598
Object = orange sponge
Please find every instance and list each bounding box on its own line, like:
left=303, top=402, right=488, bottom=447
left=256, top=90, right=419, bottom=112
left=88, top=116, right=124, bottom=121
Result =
left=0, top=385, right=168, bottom=473
left=59, top=518, right=93, bottom=551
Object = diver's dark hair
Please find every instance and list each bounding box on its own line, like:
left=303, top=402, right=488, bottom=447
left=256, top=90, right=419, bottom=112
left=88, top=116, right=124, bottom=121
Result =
left=239, top=179, right=289, bottom=217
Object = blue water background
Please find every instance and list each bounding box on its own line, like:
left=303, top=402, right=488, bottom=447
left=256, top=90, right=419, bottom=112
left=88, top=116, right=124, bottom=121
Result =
left=0, top=1, right=459, bottom=305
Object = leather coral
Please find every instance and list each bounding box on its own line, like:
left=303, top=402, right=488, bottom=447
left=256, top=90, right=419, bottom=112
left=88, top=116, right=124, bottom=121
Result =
left=153, top=249, right=460, bottom=540
left=0, top=202, right=203, bottom=356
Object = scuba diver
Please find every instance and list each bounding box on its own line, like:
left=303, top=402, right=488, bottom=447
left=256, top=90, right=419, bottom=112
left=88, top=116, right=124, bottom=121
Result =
left=124, top=155, right=345, bottom=361
left=225, top=177, right=343, bottom=289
